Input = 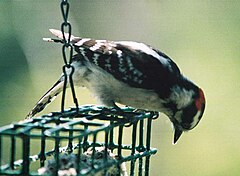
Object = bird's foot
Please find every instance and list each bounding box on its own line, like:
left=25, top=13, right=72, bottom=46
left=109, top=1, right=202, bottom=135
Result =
left=111, top=104, right=140, bottom=127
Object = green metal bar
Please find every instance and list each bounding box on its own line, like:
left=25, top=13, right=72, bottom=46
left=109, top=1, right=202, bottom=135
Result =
left=91, top=133, right=97, bottom=169
left=54, top=131, right=60, bottom=176
left=145, top=118, right=153, bottom=176
left=117, top=125, right=124, bottom=175
left=61, top=71, right=68, bottom=113
left=139, top=120, right=144, bottom=148
left=130, top=122, right=138, bottom=176
left=109, top=120, right=114, bottom=151
left=83, top=124, right=88, bottom=152
left=0, top=170, right=21, bottom=175
left=138, top=120, right=144, bottom=176
left=67, top=125, right=73, bottom=153
left=77, top=136, right=83, bottom=175
left=139, top=158, right=143, bottom=176
left=146, top=118, right=152, bottom=151
left=21, top=134, right=30, bottom=176
left=0, top=135, right=2, bottom=172
left=39, top=128, right=46, bottom=167
left=10, top=135, right=15, bottom=170
left=67, top=111, right=74, bottom=154
left=120, top=149, right=157, bottom=163
left=0, top=124, right=17, bottom=133
left=104, top=130, right=109, bottom=175
left=117, top=125, right=124, bottom=158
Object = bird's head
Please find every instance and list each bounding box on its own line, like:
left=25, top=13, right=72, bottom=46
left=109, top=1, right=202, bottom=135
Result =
left=168, top=87, right=205, bottom=144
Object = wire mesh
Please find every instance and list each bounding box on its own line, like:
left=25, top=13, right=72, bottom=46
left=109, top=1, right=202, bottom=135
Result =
left=0, top=1, right=158, bottom=175
left=0, top=105, right=158, bottom=176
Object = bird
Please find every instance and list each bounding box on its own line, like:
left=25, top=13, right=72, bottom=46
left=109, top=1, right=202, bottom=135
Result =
left=27, top=29, right=205, bottom=144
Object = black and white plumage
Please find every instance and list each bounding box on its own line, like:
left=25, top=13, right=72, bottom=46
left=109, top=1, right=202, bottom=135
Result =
left=27, top=29, right=205, bottom=144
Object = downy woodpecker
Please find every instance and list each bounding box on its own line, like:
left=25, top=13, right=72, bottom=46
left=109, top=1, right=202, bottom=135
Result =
left=27, top=29, right=205, bottom=144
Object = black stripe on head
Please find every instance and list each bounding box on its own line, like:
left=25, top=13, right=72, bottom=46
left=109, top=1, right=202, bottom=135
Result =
left=181, top=103, right=198, bottom=129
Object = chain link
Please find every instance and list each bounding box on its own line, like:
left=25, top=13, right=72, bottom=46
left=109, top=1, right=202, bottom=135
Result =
left=60, top=0, right=79, bottom=114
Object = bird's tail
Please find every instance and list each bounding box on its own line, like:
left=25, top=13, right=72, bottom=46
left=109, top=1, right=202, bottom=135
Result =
left=43, top=29, right=79, bottom=43
left=26, top=76, right=65, bottom=119
left=27, top=29, right=77, bottom=118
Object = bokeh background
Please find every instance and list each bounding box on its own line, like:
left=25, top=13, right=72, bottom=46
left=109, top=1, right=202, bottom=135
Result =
left=0, top=0, right=240, bottom=175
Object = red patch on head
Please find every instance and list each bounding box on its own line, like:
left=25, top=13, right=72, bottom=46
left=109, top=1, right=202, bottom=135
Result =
left=195, top=88, right=205, bottom=111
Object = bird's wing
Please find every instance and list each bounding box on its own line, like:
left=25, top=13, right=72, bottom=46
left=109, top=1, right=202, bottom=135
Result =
left=50, top=29, right=181, bottom=98
left=74, top=40, right=181, bottom=98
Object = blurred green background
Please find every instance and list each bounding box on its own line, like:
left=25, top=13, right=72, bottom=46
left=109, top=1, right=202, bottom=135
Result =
left=0, top=0, right=240, bottom=175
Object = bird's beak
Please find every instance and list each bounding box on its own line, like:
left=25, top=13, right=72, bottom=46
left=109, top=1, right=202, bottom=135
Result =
left=173, top=127, right=183, bottom=144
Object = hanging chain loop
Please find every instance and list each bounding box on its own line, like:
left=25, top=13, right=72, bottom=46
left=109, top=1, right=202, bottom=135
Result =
left=60, top=0, right=69, bottom=24
left=60, top=0, right=79, bottom=114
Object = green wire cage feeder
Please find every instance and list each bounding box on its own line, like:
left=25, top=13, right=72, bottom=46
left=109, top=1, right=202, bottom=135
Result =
left=0, top=1, right=158, bottom=175
left=0, top=106, right=158, bottom=175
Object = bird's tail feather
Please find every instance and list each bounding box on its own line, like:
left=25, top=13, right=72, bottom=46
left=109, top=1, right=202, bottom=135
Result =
left=43, top=29, right=79, bottom=44
left=26, top=76, right=65, bottom=119
left=28, top=28, right=78, bottom=118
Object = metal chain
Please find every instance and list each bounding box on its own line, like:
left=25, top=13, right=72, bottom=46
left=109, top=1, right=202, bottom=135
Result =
left=60, top=0, right=79, bottom=114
